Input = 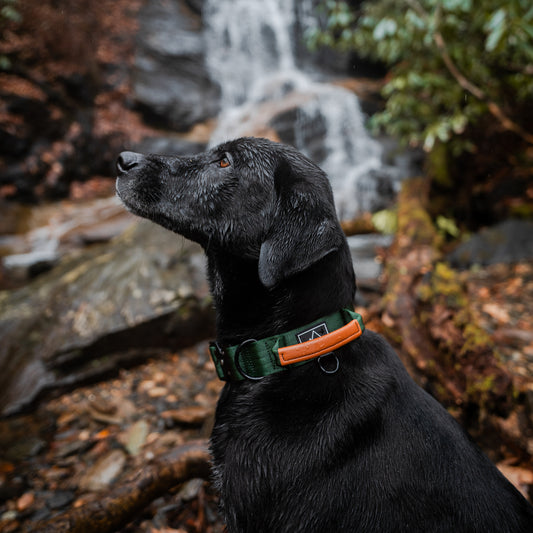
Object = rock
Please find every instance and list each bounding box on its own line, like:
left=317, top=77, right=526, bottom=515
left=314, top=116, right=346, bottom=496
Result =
left=269, top=103, right=328, bottom=164
left=133, top=0, right=220, bottom=131
left=46, top=490, right=75, bottom=510
left=134, top=136, right=207, bottom=157
left=79, top=449, right=127, bottom=492
left=448, top=220, right=533, bottom=268
left=0, top=220, right=213, bottom=416
left=2, top=250, right=59, bottom=282
left=5, top=438, right=46, bottom=461
left=0, top=197, right=138, bottom=288
left=178, top=478, right=204, bottom=502
left=347, top=234, right=394, bottom=281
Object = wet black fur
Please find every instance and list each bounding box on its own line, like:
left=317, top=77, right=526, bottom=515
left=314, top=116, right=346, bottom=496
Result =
left=116, top=137, right=533, bottom=532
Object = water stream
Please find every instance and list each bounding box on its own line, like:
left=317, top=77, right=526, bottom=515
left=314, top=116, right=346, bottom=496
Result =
left=204, top=0, right=404, bottom=221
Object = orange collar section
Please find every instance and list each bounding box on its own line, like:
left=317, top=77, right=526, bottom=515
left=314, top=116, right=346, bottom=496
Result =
left=277, top=317, right=363, bottom=365
left=209, top=308, right=365, bottom=381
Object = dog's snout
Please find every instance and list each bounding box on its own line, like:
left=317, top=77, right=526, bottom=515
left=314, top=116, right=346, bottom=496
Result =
left=116, top=151, right=144, bottom=175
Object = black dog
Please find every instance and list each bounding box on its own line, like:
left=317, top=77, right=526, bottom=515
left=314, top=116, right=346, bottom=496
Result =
left=116, top=137, right=533, bottom=532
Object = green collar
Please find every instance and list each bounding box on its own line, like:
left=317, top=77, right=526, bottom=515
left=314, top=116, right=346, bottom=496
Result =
left=209, top=308, right=364, bottom=381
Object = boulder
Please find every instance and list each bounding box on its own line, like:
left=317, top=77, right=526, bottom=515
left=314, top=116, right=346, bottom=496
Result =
left=134, top=136, right=207, bottom=156
left=133, top=0, right=220, bottom=131
left=0, top=220, right=213, bottom=416
left=448, top=220, right=533, bottom=268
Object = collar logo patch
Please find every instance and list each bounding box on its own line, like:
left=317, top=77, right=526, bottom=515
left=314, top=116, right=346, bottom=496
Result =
left=297, top=322, right=329, bottom=343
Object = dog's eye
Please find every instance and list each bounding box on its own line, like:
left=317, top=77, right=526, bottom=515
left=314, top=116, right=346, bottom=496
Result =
left=219, top=157, right=230, bottom=168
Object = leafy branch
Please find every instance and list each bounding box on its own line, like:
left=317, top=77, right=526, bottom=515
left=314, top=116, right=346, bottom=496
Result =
left=0, top=0, right=22, bottom=69
left=405, top=0, right=533, bottom=144
left=310, top=0, right=533, bottom=153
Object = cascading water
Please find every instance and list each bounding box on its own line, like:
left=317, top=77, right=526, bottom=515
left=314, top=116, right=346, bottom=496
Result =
left=204, top=0, right=403, bottom=221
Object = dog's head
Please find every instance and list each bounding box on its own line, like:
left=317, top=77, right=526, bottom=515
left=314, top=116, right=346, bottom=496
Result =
left=116, top=137, right=345, bottom=288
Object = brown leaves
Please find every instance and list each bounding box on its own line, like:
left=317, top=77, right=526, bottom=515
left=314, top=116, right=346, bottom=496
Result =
left=0, top=344, right=224, bottom=532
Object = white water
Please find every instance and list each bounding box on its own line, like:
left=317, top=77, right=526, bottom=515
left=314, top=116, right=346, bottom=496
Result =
left=204, top=0, right=399, bottom=220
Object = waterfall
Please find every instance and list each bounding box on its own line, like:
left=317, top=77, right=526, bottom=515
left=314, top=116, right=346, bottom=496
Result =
left=204, top=0, right=401, bottom=220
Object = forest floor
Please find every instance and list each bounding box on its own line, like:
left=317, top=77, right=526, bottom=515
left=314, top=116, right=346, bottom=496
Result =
left=1, top=1, right=532, bottom=531
left=1, top=261, right=532, bottom=532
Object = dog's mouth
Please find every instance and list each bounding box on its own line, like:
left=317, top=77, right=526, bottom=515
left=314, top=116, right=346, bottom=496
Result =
left=115, top=154, right=193, bottom=239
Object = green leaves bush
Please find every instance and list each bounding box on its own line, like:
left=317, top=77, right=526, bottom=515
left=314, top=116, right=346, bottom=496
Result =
left=1, top=0, right=20, bottom=25
left=0, top=0, right=21, bottom=69
left=309, top=0, right=533, bottom=154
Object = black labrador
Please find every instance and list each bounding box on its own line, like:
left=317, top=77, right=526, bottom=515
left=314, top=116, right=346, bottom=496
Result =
left=116, top=137, right=533, bottom=532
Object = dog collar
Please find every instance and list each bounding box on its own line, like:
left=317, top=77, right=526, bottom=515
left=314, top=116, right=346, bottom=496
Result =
left=209, top=308, right=364, bottom=381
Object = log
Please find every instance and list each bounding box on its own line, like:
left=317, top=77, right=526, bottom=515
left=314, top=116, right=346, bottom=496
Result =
left=381, top=178, right=513, bottom=416
left=29, top=440, right=212, bottom=533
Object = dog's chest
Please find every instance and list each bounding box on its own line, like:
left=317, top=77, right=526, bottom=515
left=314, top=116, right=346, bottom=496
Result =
left=209, top=381, right=359, bottom=531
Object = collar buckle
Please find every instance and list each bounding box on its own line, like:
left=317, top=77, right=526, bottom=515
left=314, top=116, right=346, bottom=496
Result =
left=210, top=341, right=234, bottom=381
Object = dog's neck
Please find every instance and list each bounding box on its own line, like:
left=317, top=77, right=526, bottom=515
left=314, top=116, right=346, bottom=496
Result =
left=206, top=245, right=356, bottom=346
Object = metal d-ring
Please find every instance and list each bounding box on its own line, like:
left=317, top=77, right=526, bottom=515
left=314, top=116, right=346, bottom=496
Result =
left=234, top=339, right=264, bottom=381
left=317, top=353, right=340, bottom=375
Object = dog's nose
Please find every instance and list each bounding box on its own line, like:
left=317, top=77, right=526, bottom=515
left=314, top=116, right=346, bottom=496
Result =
left=116, top=151, right=144, bottom=174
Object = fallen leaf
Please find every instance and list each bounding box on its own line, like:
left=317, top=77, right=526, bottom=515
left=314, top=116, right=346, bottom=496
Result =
left=123, top=419, right=149, bottom=456
left=482, top=303, right=510, bottom=323
left=160, top=406, right=212, bottom=426
left=16, top=491, right=35, bottom=511
left=79, top=449, right=126, bottom=492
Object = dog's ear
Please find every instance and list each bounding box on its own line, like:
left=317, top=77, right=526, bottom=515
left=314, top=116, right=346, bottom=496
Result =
left=258, top=157, right=344, bottom=289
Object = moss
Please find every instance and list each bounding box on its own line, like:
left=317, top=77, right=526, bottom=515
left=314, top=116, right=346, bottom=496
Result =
left=417, top=261, right=467, bottom=309
left=453, top=308, right=470, bottom=328
left=397, top=178, right=442, bottom=248
left=509, top=202, right=533, bottom=219
left=465, top=375, right=496, bottom=403
left=427, top=142, right=454, bottom=188
left=460, top=323, right=493, bottom=356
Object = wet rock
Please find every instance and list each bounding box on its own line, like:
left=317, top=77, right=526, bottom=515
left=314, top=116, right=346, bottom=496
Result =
left=347, top=233, right=393, bottom=281
left=133, top=0, right=220, bottom=131
left=270, top=104, right=328, bottom=163
left=134, top=136, right=207, bottom=157
left=55, top=439, right=94, bottom=459
left=5, top=438, right=47, bottom=461
left=0, top=196, right=137, bottom=288
left=448, top=220, right=533, bottom=268
left=179, top=478, right=204, bottom=502
left=2, top=250, right=59, bottom=283
left=46, top=490, right=74, bottom=510
left=0, top=220, right=213, bottom=416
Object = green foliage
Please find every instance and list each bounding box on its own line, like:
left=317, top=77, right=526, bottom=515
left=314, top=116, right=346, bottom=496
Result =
left=1, top=0, right=20, bottom=24
left=435, top=215, right=460, bottom=239
left=0, top=0, right=21, bottom=69
left=310, top=0, right=533, bottom=154
left=372, top=208, right=398, bottom=234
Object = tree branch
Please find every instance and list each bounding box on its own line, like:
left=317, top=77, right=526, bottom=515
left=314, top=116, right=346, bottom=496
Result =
left=405, top=0, right=533, bottom=144
left=28, top=440, right=212, bottom=533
